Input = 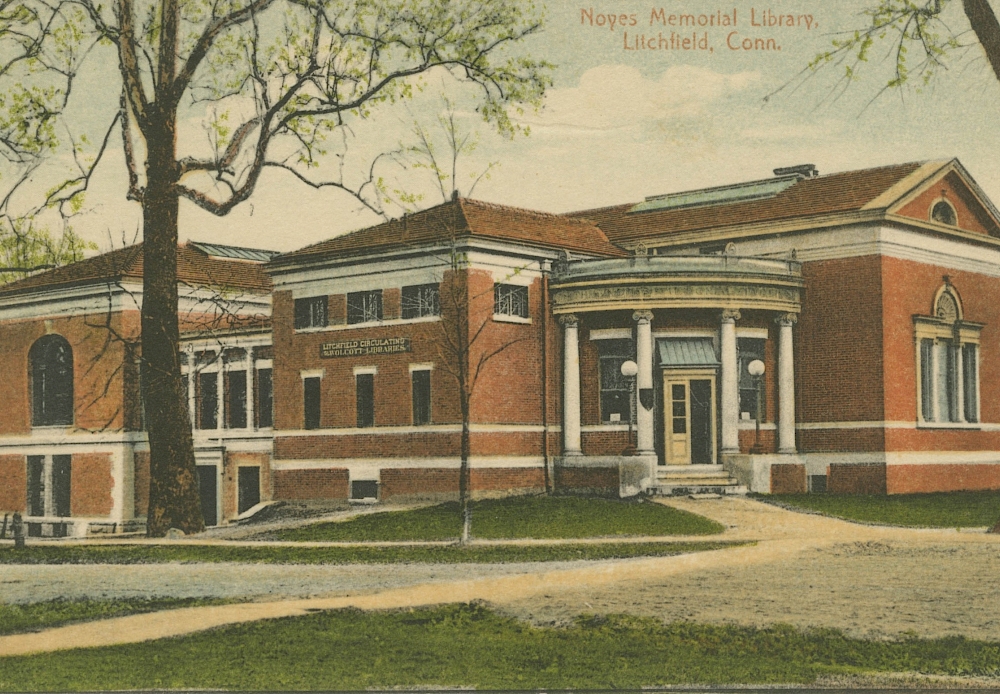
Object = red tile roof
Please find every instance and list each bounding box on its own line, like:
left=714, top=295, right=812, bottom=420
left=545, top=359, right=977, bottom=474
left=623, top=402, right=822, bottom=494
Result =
left=273, top=197, right=626, bottom=265
left=568, top=161, right=929, bottom=243
left=0, top=243, right=272, bottom=296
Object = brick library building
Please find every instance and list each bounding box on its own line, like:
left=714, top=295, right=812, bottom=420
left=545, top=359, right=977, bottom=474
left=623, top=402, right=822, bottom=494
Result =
left=2, top=158, right=1000, bottom=534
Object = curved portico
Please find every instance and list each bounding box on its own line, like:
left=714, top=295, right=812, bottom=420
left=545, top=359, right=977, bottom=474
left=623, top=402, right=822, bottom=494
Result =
left=550, top=253, right=803, bottom=494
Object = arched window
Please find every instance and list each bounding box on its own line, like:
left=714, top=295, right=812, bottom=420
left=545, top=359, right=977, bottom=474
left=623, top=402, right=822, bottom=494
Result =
left=931, top=200, right=957, bottom=226
left=29, top=335, right=74, bottom=426
left=916, top=283, right=981, bottom=425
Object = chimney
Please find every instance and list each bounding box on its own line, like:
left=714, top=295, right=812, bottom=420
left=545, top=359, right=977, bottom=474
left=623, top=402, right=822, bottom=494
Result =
left=773, top=164, right=818, bottom=179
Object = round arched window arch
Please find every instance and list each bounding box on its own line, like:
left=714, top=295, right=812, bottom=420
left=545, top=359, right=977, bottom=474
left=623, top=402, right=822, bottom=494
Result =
left=931, top=200, right=957, bottom=226
left=29, top=335, right=74, bottom=426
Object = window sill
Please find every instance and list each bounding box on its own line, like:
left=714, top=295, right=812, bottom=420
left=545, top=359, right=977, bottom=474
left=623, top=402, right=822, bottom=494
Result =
left=295, top=316, right=441, bottom=334
left=582, top=423, right=631, bottom=432
left=493, top=314, right=532, bottom=325
left=916, top=421, right=981, bottom=430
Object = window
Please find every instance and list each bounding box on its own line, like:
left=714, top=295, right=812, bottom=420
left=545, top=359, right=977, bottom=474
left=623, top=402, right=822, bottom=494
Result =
left=916, top=285, right=981, bottom=424
left=494, top=283, right=529, bottom=319
left=52, top=455, right=71, bottom=517
left=738, top=338, right=766, bottom=421
left=347, top=290, right=383, bottom=324
left=597, top=339, right=632, bottom=423
left=27, top=456, right=44, bottom=516
left=256, top=368, right=273, bottom=429
left=356, top=373, right=375, bottom=427
left=197, top=372, right=218, bottom=430
left=351, top=480, right=379, bottom=500
left=29, top=335, right=74, bottom=426
left=26, top=454, right=71, bottom=517
left=402, top=283, right=440, bottom=319
left=303, top=377, right=321, bottom=430
left=932, top=200, right=957, bottom=226
left=294, top=296, right=328, bottom=329
left=412, top=369, right=432, bottom=425
left=226, top=370, right=248, bottom=429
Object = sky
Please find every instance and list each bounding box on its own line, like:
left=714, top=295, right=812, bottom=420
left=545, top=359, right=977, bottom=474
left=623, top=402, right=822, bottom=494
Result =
left=32, top=0, right=1000, bottom=253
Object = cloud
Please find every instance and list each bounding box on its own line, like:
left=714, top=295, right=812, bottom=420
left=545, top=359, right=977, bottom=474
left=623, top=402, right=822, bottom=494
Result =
left=522, top=64, right=761, bottom=134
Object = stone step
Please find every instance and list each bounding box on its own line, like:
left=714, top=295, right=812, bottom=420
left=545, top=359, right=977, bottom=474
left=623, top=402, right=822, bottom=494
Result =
left=656, top=476, right=739, bottom=487
left=656, top=472, right=732, bottom=482
left=650, top=484, right=748, bottom=497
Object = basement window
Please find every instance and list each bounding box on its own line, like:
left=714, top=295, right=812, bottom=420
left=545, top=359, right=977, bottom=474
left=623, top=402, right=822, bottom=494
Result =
left=351, top=480, right=379, bottom=501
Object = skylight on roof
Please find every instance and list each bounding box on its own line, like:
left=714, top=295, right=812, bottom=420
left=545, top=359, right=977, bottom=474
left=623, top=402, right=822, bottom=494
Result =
left=629, top=174, right=801, bottom=214
left=188, top=241, right=279, bottom=262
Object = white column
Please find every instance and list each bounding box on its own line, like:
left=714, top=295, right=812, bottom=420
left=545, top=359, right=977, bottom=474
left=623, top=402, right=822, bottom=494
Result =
left=560, top=314, right=582, bottom=456
left=633, top=310, right=655, bottom=455
left=720, top=309, right=741, bottom=454
left=185, top=346, right=195, bottom=427
left=777, top=313, right=797, bottom=454
left=245, top=349, right=255, bottom=430
left=216, top=352, right=225, bottom=430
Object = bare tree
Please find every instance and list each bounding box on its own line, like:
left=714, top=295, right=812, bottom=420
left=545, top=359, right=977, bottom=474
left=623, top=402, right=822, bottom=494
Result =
left=433, top=239, right=530, bottom=544
left=0, top=0, right=551, bottom=534
left=773, top=0, right=1000, bottom=105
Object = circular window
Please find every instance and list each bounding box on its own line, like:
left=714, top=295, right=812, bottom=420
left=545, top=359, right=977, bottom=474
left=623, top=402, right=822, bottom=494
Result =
left=931, top=200, right=957, bottom=226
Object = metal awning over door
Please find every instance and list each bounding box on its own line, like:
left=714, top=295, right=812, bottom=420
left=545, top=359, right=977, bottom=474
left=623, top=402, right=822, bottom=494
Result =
left=657, top=338, right=719, bottom=368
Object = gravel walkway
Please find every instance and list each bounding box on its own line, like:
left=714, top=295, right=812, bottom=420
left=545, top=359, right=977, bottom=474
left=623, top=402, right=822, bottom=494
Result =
left=4, top=496, right=1000, bottom=657
left=0, top=561, right=586, bottom=604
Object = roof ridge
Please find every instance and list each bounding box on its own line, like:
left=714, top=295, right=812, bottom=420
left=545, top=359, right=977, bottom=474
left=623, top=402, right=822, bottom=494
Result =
left=459, top=197, right=602, bottom=226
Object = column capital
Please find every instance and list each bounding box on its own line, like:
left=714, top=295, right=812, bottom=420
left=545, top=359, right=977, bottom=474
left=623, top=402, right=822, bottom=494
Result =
left=558, top=313, right=579, bottom=327
left=775, top=312, right=798, bottom=327
left=632, top=309, right=654, bottom=324
left=720, top=308, right=742, bottom=324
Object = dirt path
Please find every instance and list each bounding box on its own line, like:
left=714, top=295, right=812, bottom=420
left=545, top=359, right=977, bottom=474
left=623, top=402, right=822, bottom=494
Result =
left=2, top=496, right=999, bottom=656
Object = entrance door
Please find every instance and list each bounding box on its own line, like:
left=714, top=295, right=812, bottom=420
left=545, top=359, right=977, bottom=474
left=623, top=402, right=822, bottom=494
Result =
left=196, top=465, right=218, bottom=527
left=664, top=373, right=716, bottom=465
left=238, top=467, right=261, bottom=515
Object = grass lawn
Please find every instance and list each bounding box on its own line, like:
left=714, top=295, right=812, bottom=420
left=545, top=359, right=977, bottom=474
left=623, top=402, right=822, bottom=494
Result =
left=3, top=603, right=1000, bottom=690
left=0, top=541, right=742, bottom=565
left=767, top=491, right=1000, bottom=528
left=0, top=598, right=238, bottom=636
left=270, top=496, right=724, bottom=542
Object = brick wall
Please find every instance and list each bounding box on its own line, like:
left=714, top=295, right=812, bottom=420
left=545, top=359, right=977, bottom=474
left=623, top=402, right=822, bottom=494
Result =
left=880, top=255, right=1000, bottom=433
left=828, top=463, right=887, bottom=494
left=70, top=453, right=114, bottom=517
left=887, top=463, right=1000, bottom=493
left=273, top=468, right=349, bottom=500
left=133, top=451, right=150, bottom=517
left=380, top=467, right=545, bottom=500
left=383, top=288, right=401, bottom=320
left=770, top=463, right=806, bottom=494
left=895, top=171, right=995, bottom=235
left=739, top=429, right=776, bottom=454
left=796, top=256, right=885, bottom=444
left=581, top=430, right=632, bottom=456
left=0, top=455, right=25, bottom=513
left=554, top=466, right=618, bottom=497
left=0, top=312, right=141, bottom=434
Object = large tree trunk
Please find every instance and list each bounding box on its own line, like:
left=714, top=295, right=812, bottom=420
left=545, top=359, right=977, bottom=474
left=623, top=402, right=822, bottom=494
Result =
left=459, top=387, right=471, bottom=544
left=964, top=0, right=1000, bottom=83
left=141, top=114, right=204, bottom=537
